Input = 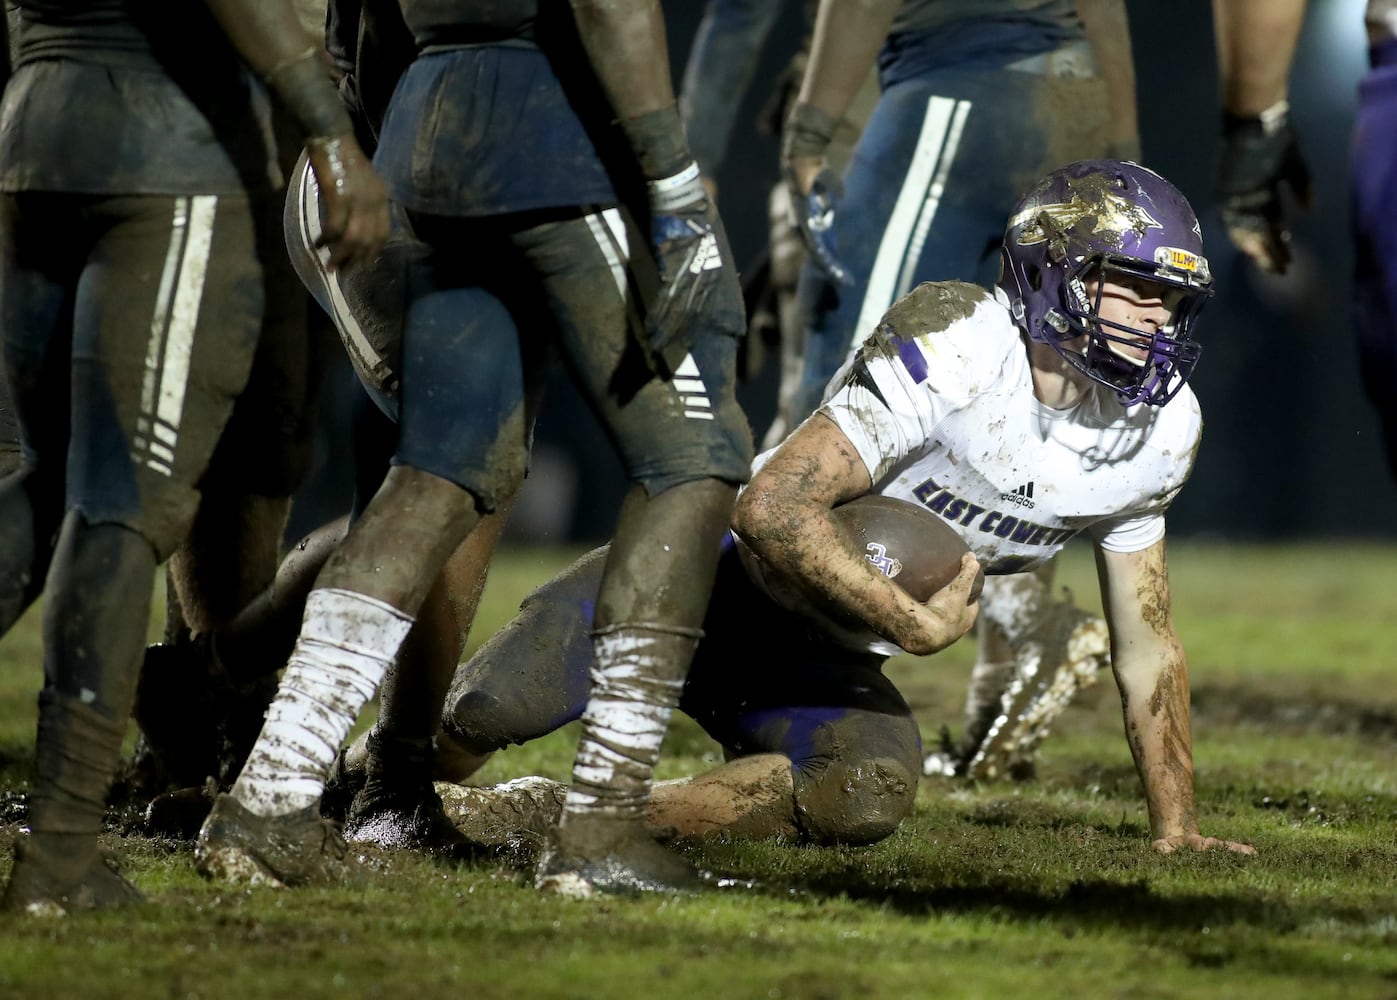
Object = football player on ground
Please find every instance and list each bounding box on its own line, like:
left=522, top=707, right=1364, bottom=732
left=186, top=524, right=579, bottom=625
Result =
left=0, top=0, right=388, bottom=915
left=773, top=0, right=1144, bottom=781
left=194, top=0, right=756, bottom=898
left=428, top=161, right=1254, bottom=858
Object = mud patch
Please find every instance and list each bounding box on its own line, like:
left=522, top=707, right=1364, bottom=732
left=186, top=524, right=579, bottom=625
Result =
left=877, top=281, right=986, bottom=338
left=1252, top=790, right=1397, bottom=826
left=1191, top=685, right=1397, bottom=741
left=803, top=875, right=1292, bottom=933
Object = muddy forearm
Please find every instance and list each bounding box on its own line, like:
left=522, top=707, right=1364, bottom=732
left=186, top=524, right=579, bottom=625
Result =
left=202, top=0, right=352, bottom=141
left=733, top=419, right=942, bottom=652
left=1096, top=539, right=1200, bottom=841
left=1115, top=644, right=1198, bottom=840
left=1212, top=0, right=1306, bottom=115
left=739, top=496, right=930, bottom=648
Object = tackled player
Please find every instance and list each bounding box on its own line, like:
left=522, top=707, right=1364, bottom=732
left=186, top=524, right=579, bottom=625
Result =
left=430, top=160, right=1255, bottom=858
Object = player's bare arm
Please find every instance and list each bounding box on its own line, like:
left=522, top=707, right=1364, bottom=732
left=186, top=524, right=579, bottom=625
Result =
left=566, top=0, right=676, bottom=117
left=1213, top=0, right=1307, bottom=115
left=201, top=0, right=389, bottom=268
left=779, top=0, right=898, bottom=284
left=733, top=413, right=980, bottom=656
left=1095, top=539, right=1254, bottom=856
left=786, top=0, right=899, bottom=193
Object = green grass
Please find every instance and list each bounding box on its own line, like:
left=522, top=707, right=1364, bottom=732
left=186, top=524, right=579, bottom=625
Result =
left=1, top=540, right=1396, bottom=999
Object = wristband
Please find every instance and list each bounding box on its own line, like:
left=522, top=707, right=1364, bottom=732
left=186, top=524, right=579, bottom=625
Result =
left=782, top=102, right=839, bottom=162
left=647, top=162, right=706, bottom=213
left=617, top=105, right=692, bottom=180
left=1221, top=97, right=1289, bottom=138
left=265, top=49, right=355, bottom=142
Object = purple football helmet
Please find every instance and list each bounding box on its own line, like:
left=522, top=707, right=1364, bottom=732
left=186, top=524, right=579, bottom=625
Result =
left=997, top=160, right=1214, bottom=406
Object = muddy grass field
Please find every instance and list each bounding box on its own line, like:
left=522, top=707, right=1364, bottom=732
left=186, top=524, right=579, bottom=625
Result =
left=0, top=542, right=1395, bottom=999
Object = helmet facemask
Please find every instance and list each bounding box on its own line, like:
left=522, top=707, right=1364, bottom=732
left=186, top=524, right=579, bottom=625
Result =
left=1045, top=245, right=1210, bottom=407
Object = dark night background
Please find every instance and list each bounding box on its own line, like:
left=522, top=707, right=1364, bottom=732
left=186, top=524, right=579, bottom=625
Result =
left=293, top=0, right=1388, bottom=545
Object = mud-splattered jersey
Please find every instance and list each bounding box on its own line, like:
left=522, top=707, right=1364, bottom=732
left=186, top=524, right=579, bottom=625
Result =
left=818, top=281, right=1201, bottom=575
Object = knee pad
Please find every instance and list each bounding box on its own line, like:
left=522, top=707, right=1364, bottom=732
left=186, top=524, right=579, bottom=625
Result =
left=793, top=755, right=917, bottom=846
left=440, top=688, right=516, bottom=756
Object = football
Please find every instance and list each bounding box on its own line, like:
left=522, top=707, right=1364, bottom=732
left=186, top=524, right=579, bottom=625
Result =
left=775, top=494, right=983, bottom=655
left=832, top=494, right=983, bottom=603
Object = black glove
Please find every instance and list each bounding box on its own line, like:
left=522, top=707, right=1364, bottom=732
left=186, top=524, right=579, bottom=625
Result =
left=1216, top=100, right=1312, bottom=274
left=643, top=163, right=745, bottom=377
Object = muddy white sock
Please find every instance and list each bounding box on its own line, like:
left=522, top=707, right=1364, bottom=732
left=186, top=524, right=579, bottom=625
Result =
left=562, top=627, right=698, bottom=823
left=231, top=588, right=413, bottom=817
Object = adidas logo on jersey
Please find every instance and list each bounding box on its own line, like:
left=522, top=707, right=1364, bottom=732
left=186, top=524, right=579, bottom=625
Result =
left=1000, top=482, right=1035, bottom=508
left=687, top=231, right=722, bottom=274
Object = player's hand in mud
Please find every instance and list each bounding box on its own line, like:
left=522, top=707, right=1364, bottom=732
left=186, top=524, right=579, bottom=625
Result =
left=784, top=154, right=852, bottom=286
left=1151, top=832, right=1256, bottom=856
left=307, top=135, right=390, bottom=270
left=898, top=552, right=982, bottom=656
left=1217, top=104, right=1312, bottom=275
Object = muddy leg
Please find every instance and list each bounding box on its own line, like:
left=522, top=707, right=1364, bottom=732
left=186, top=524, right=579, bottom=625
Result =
left=134, top=517, right=349, bottom=794
left=541, top=477, right=737, bottom=896
left=3, top=515, right=154, bottom=914
left=439, top=754, right=798, bottom=852
left=341, top=507, right=510, bottom=852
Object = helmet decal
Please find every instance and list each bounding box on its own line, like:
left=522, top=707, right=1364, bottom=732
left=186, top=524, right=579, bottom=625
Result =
left=1009, top=191, right=1163, bottom=248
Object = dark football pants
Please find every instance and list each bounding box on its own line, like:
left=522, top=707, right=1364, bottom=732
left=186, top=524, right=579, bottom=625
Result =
left=0, top=190, right=265, bottom=722
left=0, top=191, right=265, bottom=559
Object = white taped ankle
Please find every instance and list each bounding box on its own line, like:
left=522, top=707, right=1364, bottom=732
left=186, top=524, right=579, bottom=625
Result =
left=232, top=588, right=414, bottom=816
left=564, top=629, right=691, bottom=819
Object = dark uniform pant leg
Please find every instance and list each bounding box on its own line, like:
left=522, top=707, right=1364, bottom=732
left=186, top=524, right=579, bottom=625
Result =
left=0, top=191, right=262, bottom=718
left=65, top=193, right=263, bottom=560
left=0, top=192, right=76, bottom=628
left=442, top=546, right=608, bottom=753
left=514, top=208, right=753, bottom=496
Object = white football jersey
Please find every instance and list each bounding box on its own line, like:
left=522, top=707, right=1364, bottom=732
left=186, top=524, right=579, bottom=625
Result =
left=818, top=282, right=1201, bottom=575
